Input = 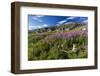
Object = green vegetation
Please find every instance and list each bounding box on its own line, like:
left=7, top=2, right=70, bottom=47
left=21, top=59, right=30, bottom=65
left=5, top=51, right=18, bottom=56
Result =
left=28, top=24, right=88, bottom=60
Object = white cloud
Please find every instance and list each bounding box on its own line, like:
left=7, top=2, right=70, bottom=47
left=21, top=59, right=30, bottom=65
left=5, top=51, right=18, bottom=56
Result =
left=66, top=17, right=76, bottom=20
left=29, top=25, right=37, bottom=30
left=43, top=24, right=48, bottom=27
left=29, top=24, right=48, bottom=30
left=32, top=17, right=43, bottom=22
left=57, top=19, right=67, bottom=26
left=58, top=20, right=67, bottom=24
left=32, top=15, right=44, bottom=22
left=56, top=16, right=77, bottom=26
left=56, top=16, right=76, bottom=26
left=82, top=20, right=88, bottom=23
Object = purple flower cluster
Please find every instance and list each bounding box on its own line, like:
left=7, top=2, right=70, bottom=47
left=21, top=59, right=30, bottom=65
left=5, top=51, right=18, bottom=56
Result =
left=44, top=29, right=87, bottom=43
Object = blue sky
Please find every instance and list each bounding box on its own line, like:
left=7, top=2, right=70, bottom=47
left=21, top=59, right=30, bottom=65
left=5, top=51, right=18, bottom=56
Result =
left=28, top=15, right=88, bottom=30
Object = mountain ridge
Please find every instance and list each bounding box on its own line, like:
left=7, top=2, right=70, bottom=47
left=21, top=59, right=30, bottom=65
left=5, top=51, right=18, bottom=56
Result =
left=29, top=22, right=87, bottom=33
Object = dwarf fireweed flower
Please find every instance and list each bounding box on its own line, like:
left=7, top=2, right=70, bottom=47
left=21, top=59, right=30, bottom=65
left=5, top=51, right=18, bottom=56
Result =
left=44, top=29, right=87, bottom=43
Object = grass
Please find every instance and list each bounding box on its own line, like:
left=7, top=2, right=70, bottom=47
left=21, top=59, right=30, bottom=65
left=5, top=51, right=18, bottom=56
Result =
left=28, top=26, right=88, bottom=60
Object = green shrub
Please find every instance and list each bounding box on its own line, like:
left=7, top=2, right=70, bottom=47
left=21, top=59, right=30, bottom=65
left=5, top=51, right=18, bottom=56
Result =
left=28, top=32, right=88, bottom=60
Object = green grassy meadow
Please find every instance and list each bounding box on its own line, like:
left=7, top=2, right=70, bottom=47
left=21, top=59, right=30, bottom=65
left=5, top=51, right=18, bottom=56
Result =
left=28, top=23, right=88, bottom=60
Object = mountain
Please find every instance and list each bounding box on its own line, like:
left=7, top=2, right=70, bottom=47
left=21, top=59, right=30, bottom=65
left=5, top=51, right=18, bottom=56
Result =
left=29, top=22, right=87, bottom=33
